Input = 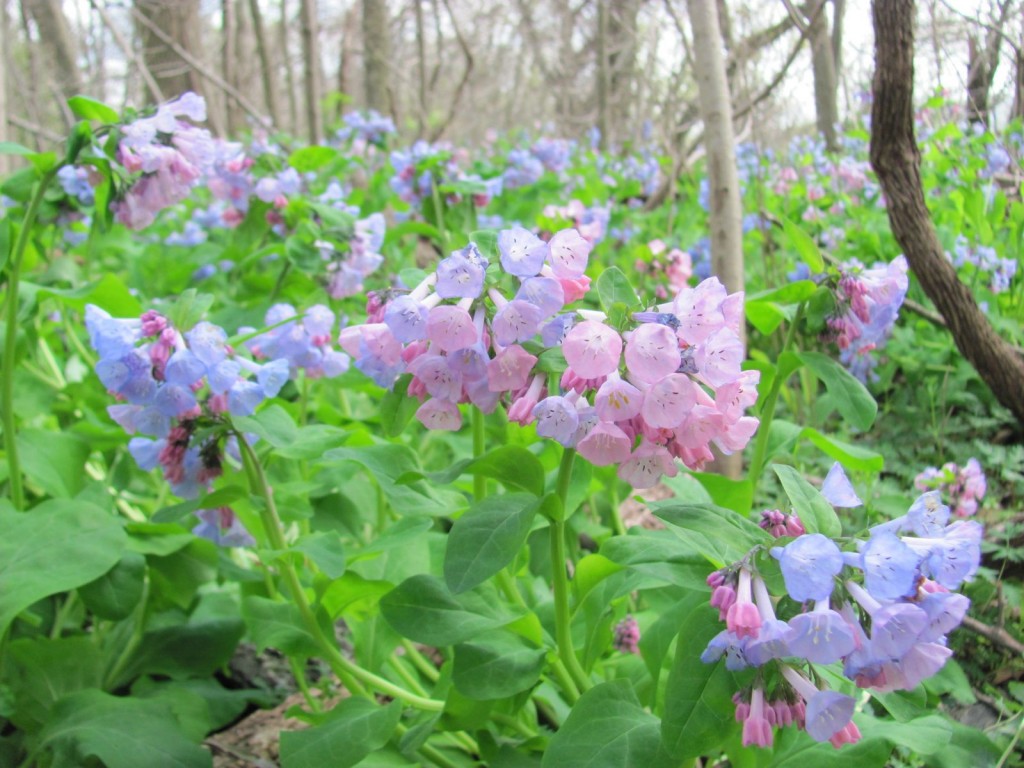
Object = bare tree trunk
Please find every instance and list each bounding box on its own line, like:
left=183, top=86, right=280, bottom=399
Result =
left=809, top=0, right=840, bottom=151
left=686, top=0, right=745, bottom=478
left=299, top=0, right=323, bottom=144
left=608, top=0, right=639, bottom=147
left=363, top=0, right=390, bottom=113
left=22, top=0, right=82, bottom=97
left=1013, top=45, right=1024, bottom=122
left=337, top=3, right=359, bottom=117
left=596, top=0, right=609, bottom=149
left=222, top=0, right=240, bottom=134
left=871, top=0, right=1024, bottom=425
left=136, top=0, right=205, bottom=102
left=414, top=0, right=427, bottom=133
left=280, top=0, right=299, bottom=134
left=248, top=0, right=280, bottom=127
left=966, top=33, right=991, bottom=126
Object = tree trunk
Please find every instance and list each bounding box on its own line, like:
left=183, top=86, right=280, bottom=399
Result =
left=280, top=0, right=299, bottom=134
left=248, top=0, right=280, bottom=127
left=809, top=0, right=840, bottom=151
left=22, top=0, right=82, bottom=98
left=414, top=0, right=427, bottom=133
left=608, top=0, right=639, bottom=147
left=135, top=0, right=204, bottom=102
left=363, top=0, right=390, bottom=113
left=870, top=0, right=1024, bottom=425
left=966, top=33, right=991, bottom=126
left=299, top=0, right=323, bottom=144
left=596, top=0, right=609, bottom=149
left=222, top=0, right=240, bottom=134
left=686, top=0, right=746, bottom=478
left=0, top=7, right=8, bottom=176
left=1013, top=45, right=1024, bottom=123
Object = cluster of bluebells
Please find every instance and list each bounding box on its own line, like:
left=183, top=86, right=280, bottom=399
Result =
left=390, top=141, right=459, bottom=205
left=319, top=213, right=387, bottom=299
left=112, top=93, right=216, bottom=230
left=57, top=166, right=96, bottom=205
left=86, top=302, right=348, bottom=541
left=947, top=236, right=1017, bottom=294
left=703, top=464, right=980, bottom=750
left=915, top=458, right=986, bottom=518
left=336, top=110, right=397, bottom=147
left=826, top=255, right=909, bottom=382
left=339, top=223, right=759, bottom=490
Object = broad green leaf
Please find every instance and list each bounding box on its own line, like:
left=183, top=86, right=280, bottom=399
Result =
left=773, top=464, right=842, bottom=537
left=385, top=221, right=444, bottom=247
left=37, top=689, right=211, bottom=768
left=0, top=141, right=34, bottom=156
left=67, top=95, right=119, bottom=123
left=289, top=145, right=340, bottom=173
left=293, top=531, right=347, bottom=579
left=800, top=427, right=884, bottom=472
left=542, top=679, right=672, bottom=768
left=638, top=592, right=706, bottom=703
left=781, top=215, right=824, bottom=273
left=596, top=266, right=641, bottom=316
left=444, top=494, right=539, bottom=593
left=661, top=602, right=736, bottom=759
left=380, top=575, right=519, bottom=646
left=280, top=699, right=402, bottom=768
left=452, top=630, right=546, bottom=700
left=379, top=374, right=419, bottom=437
left=600, top=532, right=710, bottom=590
left=234, top=404, right=298, bottom=447
left=321, top=572, right=393, bottom=619
left=765, top=722, right=890, bottom=768
left=798, top=351, right=877, bottom=430
left=870, top=687, right=928, bottom=723
left=5, top=637, right=104, bottom=731
left=78, top=552, right=146, bottom=620
left=147, top=539, right=217, bottom=609
left=401, top=445, right=546, bottom=497
left=862, top=714, right=951, bottom=756
left=17, top=429, right=90, bottom=498
left=0, top=500, right=125, bottom=635
left=745, top=300, right=789, bottom=335
left=242, top=596, right=322, bottom=657
left=654, top=503, right=769, bottom=567
left=748, top=280, right=818, bottom=305
left=689, top=472, right=754, bottom=514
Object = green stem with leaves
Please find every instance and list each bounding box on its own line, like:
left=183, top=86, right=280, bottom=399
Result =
left=747, top=301, right=805, bottom=492
left=550, top=447, right=592, bottom=693
left=3, top=166, right=60, bottom=510
left=236, top=432, right=445, bottom=712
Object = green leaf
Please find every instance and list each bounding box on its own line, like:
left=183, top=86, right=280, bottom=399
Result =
left=689, top=473, right=753, bottom=514
left=542, top=680, right=672, bottom=768
left=452, top=630, right=546, bottom=700
left=402, top=445, right=546, bottom=497
left=765, top=722, right=890, bottom=768
left=37, top=689, right=211, bottom=768
left=745, top=300, right=789, bottom=335
left=444, top=494, right=539, bottom=593
left=800, top=428, right=884, bottom=472
left=0, top=141, right=35, bottom=156
left=381, top=575, right=519, bottom=646
left=289, top=145, right=340, bottom=173
left=67, top=95, right=119, bottom=124
left=748, top=280, right=818, bottom=305
left=234, top=404, right=298, bottom=447
left=661, top=602, right=736, bottom=760
left=596, top=267, right=641, bottom=316
left=798, top=351, right=877, bottom=430
left=781, top=216, right=824, bottom=273
left=5, top=637, right=104, bottom=731
left=0, top=500, right=125, bottom=635
left=165, top=289, right=215, bottom=333
left=385, top=220, right=444, bottom=247
left=280, top=699, right=402, bottom=768
left=379, top=375, right=419, bottom=437
left=78, top=552, right=146, bottom=620
left=242, top=596, right=322, bottom=657
left=654, top=503, right=769, bottom=567
left=293, top=531, right=347, bottom=579
left=863, top=714, right=951, bottom=756
left=17, top=429, right=90, bottom=498
left=773, top=464, right=842, bottom=537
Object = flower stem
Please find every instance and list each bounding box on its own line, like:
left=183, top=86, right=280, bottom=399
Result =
left=3, top=167, right=59, bottom=510
left=550, top=447, right=592, bottom=693
left=471, top=406, right=486, bottom=501
left=236, top=433, right=445, bottom=712
left=748, top=301, right=805, bottom=492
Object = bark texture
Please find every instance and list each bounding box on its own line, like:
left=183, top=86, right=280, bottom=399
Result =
left=135, top=0, right=204, bottom=101
left=299, top=0, right=323, bottom=143
left=22, top=0, right=82, bottom=97
left=363, top=0, right=391, bottom=113
left=870, top=0, right=1024, bottom=425
left=809, top=0, right=839, bottom=151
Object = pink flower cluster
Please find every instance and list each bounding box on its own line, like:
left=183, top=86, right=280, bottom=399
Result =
left=915, top=458, right=986, bottom=517
left=635, top=239, right=693, bottom=299
left=113, top=93, right=216, bottom=230
left=339, top=223, right=759, bottom=490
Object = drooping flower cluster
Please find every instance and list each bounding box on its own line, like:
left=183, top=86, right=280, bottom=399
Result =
left=57, top=165, right=96, bottom=205
left=239, top=303, right=351, bottom=379
left=915, top=457, right=986, bottom=518
left=542, top=199, right=611, bottom=245
left=320, top=213, right=387, bottom=299
left=113, top=92, right=216, bottom=230
left=634, top=239, right=693, bottom=299
left=703, top=467, right=980, bottom=750
left=826, top=255, right=909, bottom=382
left=336, top=110, right=397, bottom=146
left=339, top=224, right=759, bottom=490
left=87, top=302, right=348, bottom=499
left=390, top=141, right=458, bottom=205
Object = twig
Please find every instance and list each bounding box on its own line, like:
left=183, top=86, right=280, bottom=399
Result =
left=962, top=615, right=1024, bottom=656
left=429, top=0, right=474, bottom=141
left=6, top=115, right=62, bottom=142
left=129, top=5, right=271, bottom=128
left=87, top=0, right=164, bottom=104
